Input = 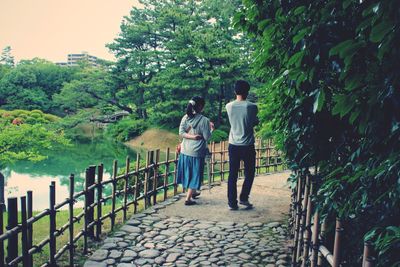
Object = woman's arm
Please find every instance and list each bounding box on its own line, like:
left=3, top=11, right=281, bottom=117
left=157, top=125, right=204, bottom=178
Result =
left=181, top=133, right=203, bottom=140
left=179, top=117, right=202, bottom=140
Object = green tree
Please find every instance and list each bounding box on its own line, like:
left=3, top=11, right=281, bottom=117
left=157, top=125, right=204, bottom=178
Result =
left=53, top=66, right=135, bottom=115
left=109, top=0, right=252, bottom=127
left=236, top=0, right=400, bottom=265
left=0, top=46, right=14, bottom=67
left=0, top=59, right=76, bottom=113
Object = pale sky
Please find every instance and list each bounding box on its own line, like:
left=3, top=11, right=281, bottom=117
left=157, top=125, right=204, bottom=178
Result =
left=0, top=0, right=140, bottom=63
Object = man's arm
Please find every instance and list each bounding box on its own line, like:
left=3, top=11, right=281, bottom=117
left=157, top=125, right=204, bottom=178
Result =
left=254, top=105, right=259, bottom=126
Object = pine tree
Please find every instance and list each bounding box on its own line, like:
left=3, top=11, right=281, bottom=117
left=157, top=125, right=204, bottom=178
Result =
left=0, top=46, right=15, bottom=67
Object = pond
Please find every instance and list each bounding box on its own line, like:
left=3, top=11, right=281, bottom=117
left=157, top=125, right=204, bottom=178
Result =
left=1, top=138, right=138, bottom=210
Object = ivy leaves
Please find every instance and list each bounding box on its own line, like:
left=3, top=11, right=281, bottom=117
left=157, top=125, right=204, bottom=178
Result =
left=238, top=0, right=400, bottom=265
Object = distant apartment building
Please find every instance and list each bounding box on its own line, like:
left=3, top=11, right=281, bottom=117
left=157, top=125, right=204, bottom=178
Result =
left=56, top=51, right=102, bottom=67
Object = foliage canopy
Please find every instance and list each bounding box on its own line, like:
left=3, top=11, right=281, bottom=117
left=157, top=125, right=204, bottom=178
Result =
left=236, top=0, right=399, bottom=265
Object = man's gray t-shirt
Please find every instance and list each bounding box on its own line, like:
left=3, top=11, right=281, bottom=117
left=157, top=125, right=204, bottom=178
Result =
left=226, top=100, right=258, bottom=146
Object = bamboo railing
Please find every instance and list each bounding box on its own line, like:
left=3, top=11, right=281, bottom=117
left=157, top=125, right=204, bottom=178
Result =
left=0, top=138, right=284, bottom=267
left=290, top=170, right=376, bottom=267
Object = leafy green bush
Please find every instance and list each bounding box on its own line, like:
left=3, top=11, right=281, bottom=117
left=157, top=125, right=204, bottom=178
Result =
left=0, top=109, right=60, bottom=125
left=217, top=124, right=230, bottom=135
left=209, top=129, right=228, bottom=143
left=237, top=1, right=400, bottom=265
left=107, top=118, right=147, bottom=142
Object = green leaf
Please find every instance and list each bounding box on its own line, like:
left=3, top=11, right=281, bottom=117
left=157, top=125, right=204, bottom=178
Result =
left=344, top=75, right=362, bottom=91
left=293, top=6, right=306, bottom=16
left=296, top=72, right=307, bottom=88
left=370, top=20, right=393, bottom=43
left=349, top=109, right=361, bottom=124
left=377, top=38, right=392, bottom=61
left=288, top=51, right=305, bottom=67
left=257, top=19, right=270, bottom=31
left=329, top=40, right=353, bottom=56
left=313, top=89, right=325, bottom=113
left=293, top=28, right=309, bottom=44
left=340, top=41, right=363, bottom=59
left=342, top=0, right=352, bottom=9
left=332, top=94, right=355, bottom=117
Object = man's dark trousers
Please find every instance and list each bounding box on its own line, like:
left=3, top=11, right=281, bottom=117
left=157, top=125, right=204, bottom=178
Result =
left=228, top=144, right=256, bottom=207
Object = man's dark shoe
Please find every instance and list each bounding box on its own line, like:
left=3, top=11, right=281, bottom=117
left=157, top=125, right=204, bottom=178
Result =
left=185, top=200, right=197, bottom=206
left=192, top=192, right=201, bottom=199
left=239, top=200, right=254, bottom=209
left=229, top=205, right=239, bottom=211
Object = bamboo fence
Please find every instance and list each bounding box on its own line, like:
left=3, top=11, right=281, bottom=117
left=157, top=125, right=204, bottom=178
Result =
left=0, top=139, right=283, bottom=267
left=290, top=170, right=376, bottom=267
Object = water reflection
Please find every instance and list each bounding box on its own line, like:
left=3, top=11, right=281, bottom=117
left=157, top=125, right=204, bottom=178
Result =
left=3, top=139, right=137, bottom=210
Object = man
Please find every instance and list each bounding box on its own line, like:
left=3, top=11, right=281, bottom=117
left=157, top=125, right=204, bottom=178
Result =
left=226, top=80, right=258, bottom=210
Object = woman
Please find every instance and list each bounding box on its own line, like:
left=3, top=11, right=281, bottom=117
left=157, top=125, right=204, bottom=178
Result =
left=177, top=96, right=213, bottom=205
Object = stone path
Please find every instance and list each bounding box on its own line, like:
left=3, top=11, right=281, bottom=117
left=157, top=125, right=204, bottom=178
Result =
left=84, top=172, right=291, bottom=267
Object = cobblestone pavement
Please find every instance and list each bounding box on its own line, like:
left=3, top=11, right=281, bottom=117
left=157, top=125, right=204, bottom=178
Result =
left=84, top=174, right=291, bottom=267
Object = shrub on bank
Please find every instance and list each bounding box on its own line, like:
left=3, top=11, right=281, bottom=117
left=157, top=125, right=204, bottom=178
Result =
left=107, top=117, right=148, bottom=142
left=0, top=109, right=60, bottom=125
left=210, top=129, right=228, bottom=143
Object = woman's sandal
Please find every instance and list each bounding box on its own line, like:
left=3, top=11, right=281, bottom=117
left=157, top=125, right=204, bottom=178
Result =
left=185, top=200, right=197, bottom=206
left=192, top=192, right=201, bottom=199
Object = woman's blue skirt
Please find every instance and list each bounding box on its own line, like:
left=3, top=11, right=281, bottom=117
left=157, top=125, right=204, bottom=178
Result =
left=177, top=154, right=205, bottom=190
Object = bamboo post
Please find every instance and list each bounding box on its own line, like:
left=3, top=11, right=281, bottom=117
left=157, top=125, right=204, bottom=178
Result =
left=221, top=141, right=226, bottom=181
left=269, top=139, right=273, bottom=171
left=153, top=149, right=160, bottom=205
left=297, top=175, right=310, bottom=262
left=68, top=174, right=75, bottom=266
left=211, top=142, right=215, bottom=184
left=0, top=201, right=4, bottom=267
left=173, top=151, right=178, bottom=195
left=83, top=170, right=88, bottom=254
left=134, top=154, right=140, bottom=214
left=332, top=218, right=343, bottom=267
left=164, top=148, right=170, bottom=201
left=301, top=178, right=313, bottom=267
left=256, top=139, right=260, bottom=174
left=144, top=151, right=150, bottom=208
left=123, top=156, right=130, bottom=221
left=111, top=160, right=117, bottom=231
left=27, top=191, right=33, bottom=267
left=96, top=165, right=103, bottom=240
left=317, top=220, right=327, bottom=266
left=310, top=211, right=320, bottom=267
left=219, top=142, right=223, bottom=181
left=292, top=175, right=303, bottom=265
left=274, top=144, right=278, bottom=172
left=6, top=197, right=18, bottom=265
left=362, top=241, right=373, bottom=267
left=260, top=138, right=263, bottom=172
left=86, top=166, right=96, bottom=238
left=289, top=188, right=295, bottom=236
left=290, top=171, right=299, bottom=237
left=20, top=196, right=29, bottom=267
left=49, top=182, right=56, bottom=265
left=266, top=139, right=269, bottom=168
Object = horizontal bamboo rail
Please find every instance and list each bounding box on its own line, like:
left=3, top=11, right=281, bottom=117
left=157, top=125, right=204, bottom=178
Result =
left=0, top=138, right=283, bottom=266
left=290, top=170, right=376, bottom=267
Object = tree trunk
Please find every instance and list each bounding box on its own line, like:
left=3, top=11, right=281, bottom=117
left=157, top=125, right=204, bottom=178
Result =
left=217, top=83, right=225, bottom=126
left=136, top=87, right=148, bottom=120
